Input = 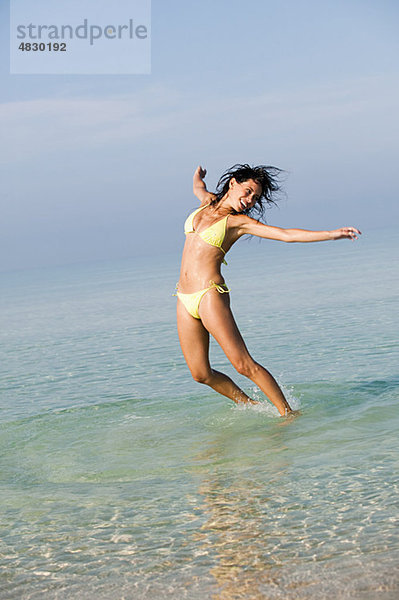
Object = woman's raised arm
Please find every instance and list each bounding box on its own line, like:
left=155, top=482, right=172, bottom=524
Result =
left=193, top=165, right=215, bottom=205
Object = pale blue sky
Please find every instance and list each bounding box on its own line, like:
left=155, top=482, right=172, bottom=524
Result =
left=1, top=0, right=398, bottom=271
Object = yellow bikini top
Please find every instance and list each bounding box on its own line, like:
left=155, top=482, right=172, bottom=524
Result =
left=184, top=204, right=228, bottom=265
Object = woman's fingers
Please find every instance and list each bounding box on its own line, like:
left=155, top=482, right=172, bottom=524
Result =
left=338, top=227, right=362, bottom=240
left=348, top=227, right=361, bottom=239
left=197, top=165, right=206, bottom=178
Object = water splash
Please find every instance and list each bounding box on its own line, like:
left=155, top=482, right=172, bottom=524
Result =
left=232, top=383, right=301, bottom=416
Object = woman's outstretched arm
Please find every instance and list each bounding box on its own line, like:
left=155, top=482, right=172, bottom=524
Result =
left=237, top=216, right=361, bottom=242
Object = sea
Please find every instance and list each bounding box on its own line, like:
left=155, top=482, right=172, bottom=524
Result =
left=1, top=228, right=398, bottom=599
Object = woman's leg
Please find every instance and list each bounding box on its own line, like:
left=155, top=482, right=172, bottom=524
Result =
left=198, top=290, right=292, bottom=416
left=176, top=299, right=256, bottom=404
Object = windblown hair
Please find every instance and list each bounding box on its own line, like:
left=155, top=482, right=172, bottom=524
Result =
left=210, top=163, right=284, bottom=221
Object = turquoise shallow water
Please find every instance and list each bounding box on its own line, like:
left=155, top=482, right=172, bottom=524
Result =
left=1, top=230, right=398, bottom=599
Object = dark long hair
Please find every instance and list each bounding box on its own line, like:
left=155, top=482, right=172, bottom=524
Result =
left=210, top=163, right=284, bottom=221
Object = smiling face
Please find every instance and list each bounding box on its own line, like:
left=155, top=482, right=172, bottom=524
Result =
left=228, top=178, right=262, bottom=212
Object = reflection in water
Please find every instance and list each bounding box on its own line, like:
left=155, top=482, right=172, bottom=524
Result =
left=182, top=404, right=399, bottom=600
left=192, top=421, right=293, bottom=598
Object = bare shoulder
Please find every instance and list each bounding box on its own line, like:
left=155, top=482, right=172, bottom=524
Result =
left=200, top=191, right=217, bottom=206
left=227, top=213, right=255, bottom=231
left=229, top=214, right=287, bottom=241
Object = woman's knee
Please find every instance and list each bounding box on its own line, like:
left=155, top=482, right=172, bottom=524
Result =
left=234, top=357, right=260, bottom=378
left=191, top=368, right=213, bottom=385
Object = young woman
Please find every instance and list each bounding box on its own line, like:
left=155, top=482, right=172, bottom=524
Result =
left=175, top=164, right=360, bottom=416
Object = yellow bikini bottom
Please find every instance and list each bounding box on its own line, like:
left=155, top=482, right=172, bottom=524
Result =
left=175, top=281, right=230, bottom=319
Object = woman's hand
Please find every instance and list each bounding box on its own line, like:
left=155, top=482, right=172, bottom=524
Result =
left=330, top=227, right=362, bottom=241
left=194, top=165, right=207, bottom=180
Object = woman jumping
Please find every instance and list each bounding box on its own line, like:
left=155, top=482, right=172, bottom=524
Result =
left=175, top=164, right=361, bottom=416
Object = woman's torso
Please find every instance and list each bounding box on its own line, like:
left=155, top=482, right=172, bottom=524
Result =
left=178, top=203, right=240, bottom=293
